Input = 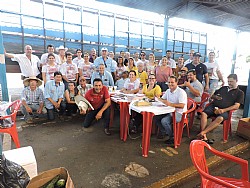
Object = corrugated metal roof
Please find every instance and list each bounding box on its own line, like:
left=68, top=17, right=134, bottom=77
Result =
left=97, top=0, right=250, bottom=32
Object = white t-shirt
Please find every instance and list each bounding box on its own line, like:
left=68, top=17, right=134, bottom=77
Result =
left=42, top=64, right=60, bottom=81
left=73, top=57, right=84, bottom=67
left=123, top=79, right=140, bottom=90
left=78, top=62, right=94, bottom=80
left=162, top=86, right=187, bottom=114
left=60, top=62, right=79, bottom=81
left=11, top=54, right=40, bottom=77
left=204, top=61, right=220, bottom=80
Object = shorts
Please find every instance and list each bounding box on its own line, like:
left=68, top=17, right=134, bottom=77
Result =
left=203, top=104, right=229, bottom=120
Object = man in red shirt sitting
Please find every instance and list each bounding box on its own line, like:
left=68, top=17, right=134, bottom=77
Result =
left=82, top=78, right=111, bottom=135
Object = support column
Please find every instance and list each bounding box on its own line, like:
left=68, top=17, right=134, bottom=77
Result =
left=0, top=26, right=9, bottom=102
left=231, top=30, right=240, bottom=74
left=162, top=15, right=169, bottom=56
left=243, top=70, right=250, bottom=117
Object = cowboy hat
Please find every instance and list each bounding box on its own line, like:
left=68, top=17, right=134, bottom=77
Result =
left=75, top=95, right=94, bottom=112
left=56, top=45, right=68, bottom=52
left=23, top=77, right=42, bottom=87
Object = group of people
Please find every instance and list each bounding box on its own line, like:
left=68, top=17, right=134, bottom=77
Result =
left=4, top=45, right=245, bottom=144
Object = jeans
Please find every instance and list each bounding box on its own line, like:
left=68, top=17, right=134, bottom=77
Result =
left=154, top=112, right=182, bottom=137
left=20, top=104, right=47, bottom=121
left=46, top=102, right=66, bottom=120
left=83, top=106, right=110, bottom=129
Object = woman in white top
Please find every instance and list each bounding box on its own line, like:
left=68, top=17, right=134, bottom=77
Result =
left=115, top=56, right=127, bottom=81
left=78, top=52, right=94, bottom=84
left=146, top=53, right=156, bottom=75
left=42, top=53, right=60, bottom=84
left=120, top=70, right=140, bottom=94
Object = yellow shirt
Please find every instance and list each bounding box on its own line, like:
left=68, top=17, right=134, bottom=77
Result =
left=142, top=84, right=162, bottom=99
left=138, top=71, right=148, bottom=85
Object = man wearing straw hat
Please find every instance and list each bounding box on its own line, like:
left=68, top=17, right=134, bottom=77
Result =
left=21, top=77, right=46, bottom=124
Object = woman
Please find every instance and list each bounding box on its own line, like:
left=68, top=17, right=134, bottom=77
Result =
left=146, top=54, right=156, bottom=75
left=77, top=76, right=92, bottom=97
left=115, top=56, right=127, bottom=81
left=131, top=74, right=162, bottom=133
left=127, top=57, right=138, bottom=77
left=64, top=81, right=79, bottom=116
left=42, top=53, right=60, bottom=84
left=120, top=70, right=140, bottom=94
left=78, top=52, right=94, bottom=84
left=140, top=74, right=162, bottom=99
left=155, top=56, right=172, bottom=91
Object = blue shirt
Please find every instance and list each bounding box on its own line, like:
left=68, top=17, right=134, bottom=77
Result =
left=115, top=78, right=128, bottom=90
left=91, top=71, right=114, bottom=86
left=44, top=80, right=65, bottom=109
left=94, top=57, right=116, bottom=72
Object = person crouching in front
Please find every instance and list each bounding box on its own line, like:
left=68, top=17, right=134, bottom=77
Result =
left=81, top=78, right=111, bottom=135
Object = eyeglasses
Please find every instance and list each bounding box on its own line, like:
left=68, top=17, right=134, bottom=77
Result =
left=141, top=54, right=145, bottom=56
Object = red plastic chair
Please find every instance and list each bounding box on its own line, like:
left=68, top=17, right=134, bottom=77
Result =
left=0, top=100, right=22, bottom=148
left=196, top=92, right=210, bottom=114
left=190, top=140, right=250, bottom=188
left=173, top=98, right=196, bottom=148
left=211, top=109, right=235, bottom=142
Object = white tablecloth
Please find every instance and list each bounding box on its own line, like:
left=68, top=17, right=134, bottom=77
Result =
left=129, top=101, right=175, bottom=115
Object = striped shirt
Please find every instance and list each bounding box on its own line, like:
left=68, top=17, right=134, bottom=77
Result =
left=21, top=87, right=44, bottom=105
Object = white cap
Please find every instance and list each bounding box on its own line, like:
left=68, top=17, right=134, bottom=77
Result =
left=101, top=47, right=108, bottom=51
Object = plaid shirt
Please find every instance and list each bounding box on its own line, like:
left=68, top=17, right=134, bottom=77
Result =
left=21, top=87, right=44, bottom=105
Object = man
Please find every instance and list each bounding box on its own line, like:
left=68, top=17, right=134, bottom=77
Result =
left=133, top=52, right=142, bottom=66
left=123, top=52, right=130, bottom=66
left=119, top=50, right=126, bottom=65
left=197, top=74, right=244, bottom=143
left=204, top=51, right=225, bottom=95
left=44, top=71, right=65, bottom=120
left=185, top=52, right=209, bottom=91
left=82, top=78, right=111, bottom=135
left=60, top=52, right=79, bottom=89
left=155, top=76, right=187, bottom=144
left=94, top=47, right=116, bottom=74
left=184, top=49, right=195, bottom=66
left=5, top=45, right=40, bottom=80
left=21, top=77, right=45, bottom=124
left=40, top=44, right=60, bottom=65
left=73, top=48, right=84, bottom=67
left=56, top=45, right=68, bottom=66
left=174, top=56, right=185, bottom=76
left=166, top=50, right=177, bottom=73
left=91, top=64, right=114, bottom=87
left=184, top=69, right=203, bottom=102
left=140, top=51, right=149, bottom=65
left=89, top=48, right=97, bottom=63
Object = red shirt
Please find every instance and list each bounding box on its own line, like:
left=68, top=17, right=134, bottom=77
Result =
left=85, top=86, right=110, bottom=110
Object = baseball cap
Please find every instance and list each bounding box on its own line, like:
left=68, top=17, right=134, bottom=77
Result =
left=101, top=47, right=108, bottom=51
left=193, top=52, right=202, bottom=57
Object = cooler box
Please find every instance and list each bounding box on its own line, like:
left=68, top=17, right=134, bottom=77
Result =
left=3, top=146, right=37, bottom=178
left=237, top=118, right=250, bottom=140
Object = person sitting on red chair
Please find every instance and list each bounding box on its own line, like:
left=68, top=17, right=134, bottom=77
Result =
left=197, top=74, right=244, bottom=143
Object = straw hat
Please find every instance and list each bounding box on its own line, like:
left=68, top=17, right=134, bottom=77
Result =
left=56, top=45, right=68, bottom=52
left=23, top=77, right=42, bottom=87
left=75, top=95, right=94, bottom=111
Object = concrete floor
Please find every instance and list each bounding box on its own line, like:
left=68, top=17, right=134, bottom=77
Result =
left=7, top=108, right=248, bottom=188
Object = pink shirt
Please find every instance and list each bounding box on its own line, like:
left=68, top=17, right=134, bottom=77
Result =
left=155, top=66, right=172, bottom=82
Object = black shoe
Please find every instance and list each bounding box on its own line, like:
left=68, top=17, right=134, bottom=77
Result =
left=157, top=134, right=164, bottom=139
left=104, top=128, right=111, bottom=136
left=164, top=137, right=174, bottom=145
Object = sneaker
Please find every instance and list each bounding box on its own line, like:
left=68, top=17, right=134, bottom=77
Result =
left=25, top=118, right=33, bottom=124
left=82, top=127, right=93, bottom=133
left=164, top=137, right=174, bottom=145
